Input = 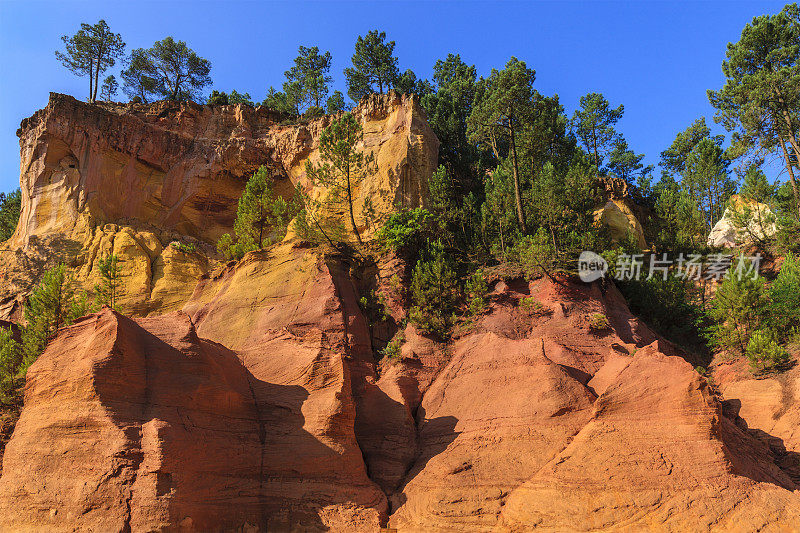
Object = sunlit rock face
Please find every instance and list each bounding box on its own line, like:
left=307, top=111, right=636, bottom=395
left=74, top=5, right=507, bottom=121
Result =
left=0, top=91, right=438, bottom=320
left=707, top=195, right=778, bottom=248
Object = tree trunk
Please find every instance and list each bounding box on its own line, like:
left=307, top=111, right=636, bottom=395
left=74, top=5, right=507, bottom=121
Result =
left=778, top=135, right=800, bottom=218
left=509, top=117, right=528, bottom=234
left=775, top=88, right=800, bottom=217
left=88, top=58, right=94, bottom=103
left=346, top=165, right=363, bottom=245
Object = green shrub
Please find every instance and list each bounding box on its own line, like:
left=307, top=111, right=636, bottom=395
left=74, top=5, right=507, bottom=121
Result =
left=409, top=242, right=459, bottom=337
left=171, top=241, right=197, bottom=254
left=218, top=166, right=301, bottom=260
left=465, top=269, right=488, bottom=316
left=746, top=329, right=789, bottom=373
left=588, top=313, right=611, bottom=332
left=705, top=258, right=769, bottom=357
left=511, top=227, right=556, bottom=279
left=0, top=327, right=22, bottom=408
left=617, top=273, right=706, bottom=350
left=768, top=253, right=800, bottom=340
left=520, top=296, right=551, bottom=315
left=376, top=207, right=433, bottom=255
left=380, top=330, right=406, bottom=359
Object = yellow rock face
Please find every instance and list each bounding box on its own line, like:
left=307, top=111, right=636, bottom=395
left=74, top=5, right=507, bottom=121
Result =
left=593, top=199, right=647, bottom=249
left=0, top=92, right=438, bottom=320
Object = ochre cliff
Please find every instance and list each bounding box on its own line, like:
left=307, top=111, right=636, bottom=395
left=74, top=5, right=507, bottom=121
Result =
left=1, top=96, right=799, bottom=532
left=0, top=91, right=437, bottom=320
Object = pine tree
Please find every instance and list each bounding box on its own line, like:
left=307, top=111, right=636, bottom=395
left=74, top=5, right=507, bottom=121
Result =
left=468, top=57, right=536, bottom=233
left=121, top=48, right=161, bottom=103
left=22, top=265, right=93, bottom=370
left=285, top=46, right=333, bottom=111
left=344, top=30, right=400, bottom=101
left=0, top=189, right=21, bottom=242
left=55, top=20, right=125, bottom=103
left=99, top=75, right=118, bottom=102
left=708, top=3, right=800, bottom=217
left=683, top=138, right=736, bottom=230
left=121, top=37, right=212, bottom=102
left=95, top=254, right=121, bottom=309
left=305, top=113, right=375, bottom=245
left=217, top=166, right=301, bottom=260
left=326, top=90, right=346, bottom=114
left=571, top=92, right=624, bottom=169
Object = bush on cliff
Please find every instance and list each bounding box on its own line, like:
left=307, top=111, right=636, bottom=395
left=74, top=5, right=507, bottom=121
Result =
left=409, top=241, right=459, bottom=337
left=218, top=166, right=302, bottom=260
left=746, top=329, right=790, bottom=372
left=0, top=189, right=21, bottom=242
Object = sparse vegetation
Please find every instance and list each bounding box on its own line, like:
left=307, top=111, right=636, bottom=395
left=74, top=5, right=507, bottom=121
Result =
left=588, top=313, right=611, bottom=333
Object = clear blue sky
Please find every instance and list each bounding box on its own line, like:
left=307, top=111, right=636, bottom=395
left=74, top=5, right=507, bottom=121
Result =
left=0, top=0, right=791, bottom=194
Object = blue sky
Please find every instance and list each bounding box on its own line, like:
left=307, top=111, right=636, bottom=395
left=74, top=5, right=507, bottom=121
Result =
left=0, top=0, right=791, bottom=193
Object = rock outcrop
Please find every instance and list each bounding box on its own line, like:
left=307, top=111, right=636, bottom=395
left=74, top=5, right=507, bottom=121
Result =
left=593, top=175, right=648, bottom=249
left=0, top=91, right=437, bottom=320
left=2, top=95, right=799, bottom=532
left=707, top=195, right=778, bottom=248
left=3, top=258, right=799, bottom=531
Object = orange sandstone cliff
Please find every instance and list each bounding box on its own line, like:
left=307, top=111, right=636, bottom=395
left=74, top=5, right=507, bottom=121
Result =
left=0, top=95, right=798, bottom=532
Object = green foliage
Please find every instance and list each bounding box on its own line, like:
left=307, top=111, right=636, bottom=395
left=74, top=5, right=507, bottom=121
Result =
left=0, top=189, right=21, bottom=242
left=263, top=86, right=299, bottom=115
left=55, top=19, right=125, bottom=103
left=285, top=45, right=333, bottom=110
left=394, top=69, right=433, bottom=97
left=511, top=228, right=557, bottom=279
left=304, top=113, right=375, bottom=245
left=651, top=173, right=707, bottom=250
left=0, top=327, right=22, bottom=408
left=326, top=90, right=346, bottom=114
left=708, top=3, right=800, bottom=217
left=376, top=207, right=433, bottom=254
left=121, top=48, right=160, bottom=103
left=380, top=329, right=405, bottom=359
left=570, top=92, right=624, bottom=169
left=659, top=117, right=723, bottom=177
left=617, top=273, right=707, bottom=350
left=606, top=137, right=653, bottom=184
left=421, top=55, right=480, bottom=189
left=465, top=269, right=488, bottom=316
left=746, top=329, right=790, bottom=372
left=95, top=254, right=121, bottom=309
left=99, top=75, right=118, bottom=102
left=588, top=313, right=611, bottom=332
left=705, top=259, right=770, bottom=357
left=409, top=242, right=459, bottom=337
left=22, top=264, right=93, bottom=372
left=768, top=253, right=800, bottom=338
left=121, top=37, right=212, bottom=102
left=207, top=89, right=254, bottom=106
left=344, top=30, right=400, bottom=101
left=683, top=137, right=735, bottom=230
left=170, top=241, right=197, bottom=253
left=218, top=166, right=301, bottom=260
left=468, top=57, right=536, bottom=233
left=519, top=296, right=550, bottom=315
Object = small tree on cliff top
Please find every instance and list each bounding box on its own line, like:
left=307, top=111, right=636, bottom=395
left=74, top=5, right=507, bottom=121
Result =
left=305, top=113, right=376, bottom=245
left=285, top=45, right=333, bottom=111
left=99, top=75, right=118, bottom=102
left=55, top=19, right=125, bottom=103
left=121, top=37, right=212, bottom=102
left=344, top=30, right=400, bottom=102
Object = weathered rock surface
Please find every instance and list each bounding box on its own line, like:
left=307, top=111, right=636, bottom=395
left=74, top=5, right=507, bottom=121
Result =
left=707, top=195, right=778, bottom=248
left=0, top=244, right=388, bottom=531
left=0, top=91, right=438, bottom=320
left=2, top=250, right=799, bottom=530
